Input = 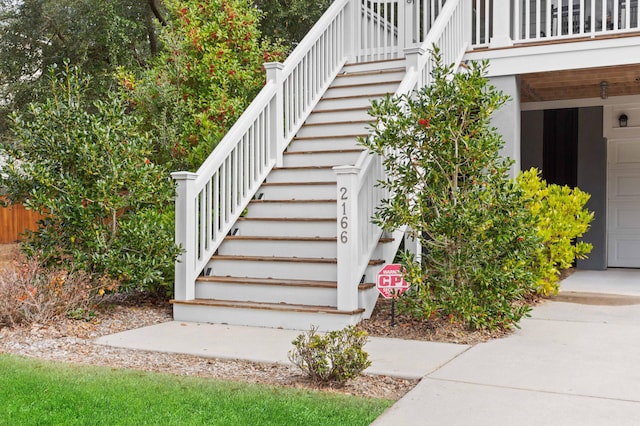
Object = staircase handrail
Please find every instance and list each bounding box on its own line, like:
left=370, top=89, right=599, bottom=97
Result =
left=173, top=0, right=351, bottom=301
left=334, top=0, right=469, bottom=311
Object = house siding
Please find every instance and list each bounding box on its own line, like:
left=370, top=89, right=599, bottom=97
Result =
left=577, top=106, right=607, bottom=270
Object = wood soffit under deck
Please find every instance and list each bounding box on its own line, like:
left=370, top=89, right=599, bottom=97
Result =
left=520, top=64, right=640, bottom=103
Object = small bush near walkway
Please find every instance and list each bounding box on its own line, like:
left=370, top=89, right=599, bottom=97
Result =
left=289, top=325, right=372, bottom=383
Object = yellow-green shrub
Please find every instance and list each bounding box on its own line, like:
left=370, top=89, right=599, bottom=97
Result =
left=517, top=168, right=594, bottom=295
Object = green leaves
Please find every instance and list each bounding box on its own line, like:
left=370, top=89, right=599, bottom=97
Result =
left=288, top=326, right=371, bottom=383
left=518, top=168, right=594, bottom=295
left=125, top=0, right=285, bottom=171
left=0, top=64, right=179, bottom=294
left=361, top=50, right=540, bottom=330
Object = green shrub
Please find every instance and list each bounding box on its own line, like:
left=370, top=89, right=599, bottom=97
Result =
left=288, top=326, right=371, bottom=383
left=517, top=168, right=594, bottom=295
left=0, top=64, right=180, bottom=295
left=361, top=51, right=540, bottom=330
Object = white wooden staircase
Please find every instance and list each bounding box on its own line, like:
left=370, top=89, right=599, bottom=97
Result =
left=171, top=0, right=469, bottom=331
left=172, top=60, right=405, bottom=330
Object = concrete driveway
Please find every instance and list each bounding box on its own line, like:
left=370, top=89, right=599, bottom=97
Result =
left=372, top=269, right=640, bottom=425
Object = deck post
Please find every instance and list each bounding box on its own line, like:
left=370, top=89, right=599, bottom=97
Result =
left=344, top=0, right=358, bottom=62
left=490, top=1, right=513, bottom=47
left=264, top=62, right=285, bottom=167
left=334, top=165, right=361, bottom=311
left=172, top=171, right=199, bottom=301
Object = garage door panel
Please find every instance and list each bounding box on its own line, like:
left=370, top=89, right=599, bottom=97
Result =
left=608, top=236, right=640, bottom=267
left=610, top=202, right=640, bottom=230
left=608, top=172, right=640, bottom=197
left=608, top=139, right=640, bottom=268
left=609, top=139, right=640, bottom=166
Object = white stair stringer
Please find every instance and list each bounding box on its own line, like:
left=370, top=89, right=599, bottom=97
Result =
left=172, top=59, right=406, bottom=331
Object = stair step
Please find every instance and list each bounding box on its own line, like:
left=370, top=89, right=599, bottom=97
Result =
left=282, top=148, right=363, bottom=167
left=246, top=199, right=336, bottom=218
left=342, top=58, right=405, bottom=73
left=304, top=108, right=373, bottom=124
left=194, top=275, right=375, bottom=306
left=296, top=120, right=371, bottom=138
left=233, top=217, right=336, bottom=237
left=172, top=299, right=365, bottom=331
left=218, top=235, right=337, bottom=257
left=207, top=255, right=384, bottom=281
left=286, top=136, right=361, bottom=152
left=314, top=92, right=394, bottom=110
left=323, top=80, right=400, bottom=98
left=332, top=68, right=405, bottom=86
left=173, top=299, right=363, bottom=314
left=256, top=181, right=335, bottom=200
left=198, top=276, right=340, bottom=288
left=266, top=166, right=336, bottom=183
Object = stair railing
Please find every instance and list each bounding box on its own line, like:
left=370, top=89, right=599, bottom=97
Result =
left=334, top=0, right=469, bottom=311
left=172, top=0, right=467, bottom=304
left=172, top=0, right=352, bottom=301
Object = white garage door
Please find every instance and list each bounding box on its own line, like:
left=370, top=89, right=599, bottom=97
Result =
left=608, top=139, right=640, bottom=267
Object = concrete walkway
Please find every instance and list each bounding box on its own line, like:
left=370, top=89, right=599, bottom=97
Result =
left=373, top=269, right=640, bottom=425
left=96, top=269, right=640, bottom=425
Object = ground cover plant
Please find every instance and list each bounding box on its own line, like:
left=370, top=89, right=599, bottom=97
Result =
left=361, top=52, right=541, bottom=331
left=0, top=354, right=392, bottom=426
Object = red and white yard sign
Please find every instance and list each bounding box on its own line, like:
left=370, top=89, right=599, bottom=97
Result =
left=376, top=264, right=409, bottom=299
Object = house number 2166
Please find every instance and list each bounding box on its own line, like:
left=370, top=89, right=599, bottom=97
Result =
left=339, top=186, right=348, bottom=244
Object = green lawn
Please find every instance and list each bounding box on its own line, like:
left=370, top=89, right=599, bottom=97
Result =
left=0, top=354, right=392, bottom=425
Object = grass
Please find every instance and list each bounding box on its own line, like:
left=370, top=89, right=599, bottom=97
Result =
left=0, top=354, right=392, bottom=425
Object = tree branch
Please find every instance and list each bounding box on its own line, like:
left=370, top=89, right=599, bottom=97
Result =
left=148, top=0, right=166, bottom=26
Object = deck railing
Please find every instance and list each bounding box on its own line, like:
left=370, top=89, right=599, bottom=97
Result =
left=334, top=0, right=469, bottom=310
left=473, top=0, right=640, bottom=47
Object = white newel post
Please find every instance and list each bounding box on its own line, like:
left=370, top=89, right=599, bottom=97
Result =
left=489, top=1, right=513, bottom=47
left=172, top=171, right=198, bottom=301
left=264, top=62, right=285, bottom=167
left=334, top=165, right=360, bottom=311
left=344, top=0, right=358, bottom=61
left=404, top=46, right=425, bottom=72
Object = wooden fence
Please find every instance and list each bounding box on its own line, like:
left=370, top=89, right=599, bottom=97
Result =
left=0, top=202, right=42, bottom=243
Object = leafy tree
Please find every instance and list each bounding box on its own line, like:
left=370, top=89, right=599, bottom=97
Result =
left=255, top=0, right=333, bottom=46
left=0, top=65, right=179, bottom=295
left=122, top=0, right=285, bottom=171
left=361, top=53, right=541, bottom=330
left=0, top=0, right=165, bottom=133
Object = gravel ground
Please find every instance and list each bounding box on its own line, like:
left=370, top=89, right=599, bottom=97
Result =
left=0, top=245, right=418, bottom=400
left=1, top=243, right=539, bottom=400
